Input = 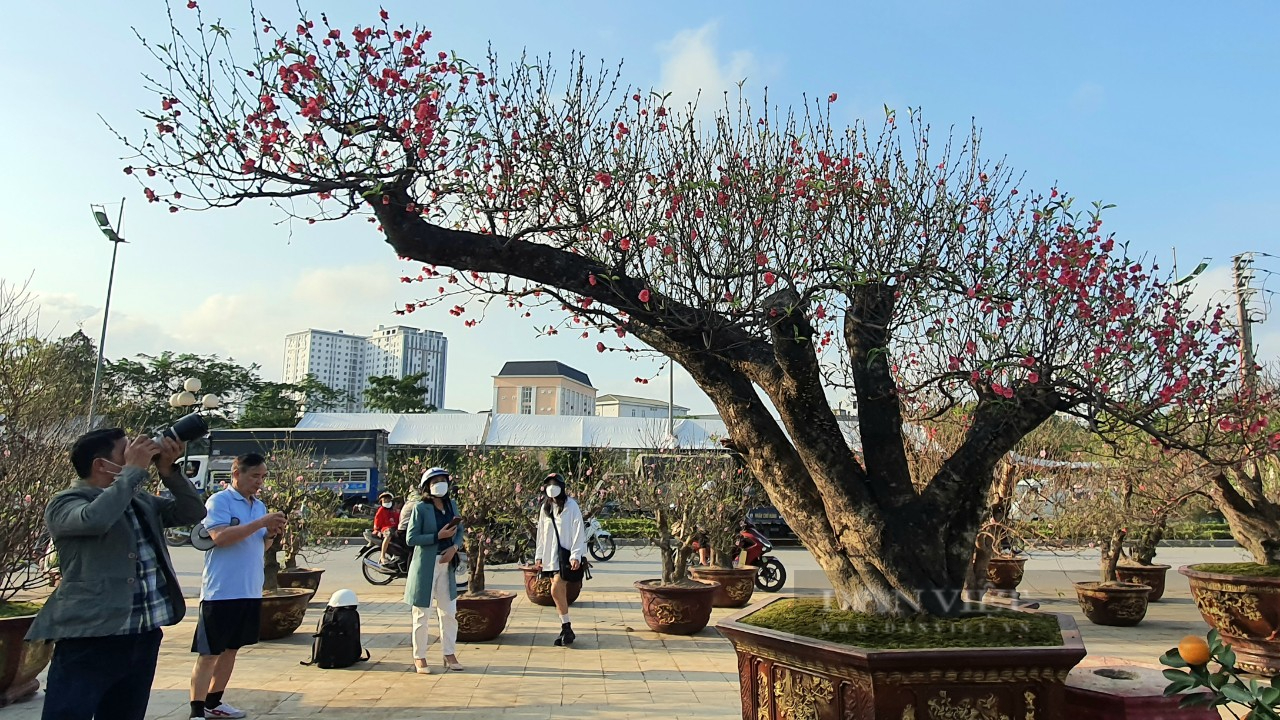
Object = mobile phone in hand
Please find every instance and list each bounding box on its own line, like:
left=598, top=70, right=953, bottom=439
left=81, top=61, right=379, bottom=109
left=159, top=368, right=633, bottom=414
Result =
left=445, top=517, right=462, bottom=529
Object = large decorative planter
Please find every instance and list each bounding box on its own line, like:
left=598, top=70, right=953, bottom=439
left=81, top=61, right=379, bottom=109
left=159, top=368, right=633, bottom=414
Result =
left=718, top=598, right=1087, bottom=720
left=690, top=565, right=758, bottom=608
left=277, top=568, right=325, bottom=594
left=455, top=591, right=516, bottom=642
left=1181, top=564, right=1280, bottom=675
left=520, top=565, right=581, bottom=607
left=0, top=613, right=53, bottom=708
left=986, top=555, right=1027, bottom=594
left=634, top=579, right=719, bottom=635
left=1065, top=656, right=1218, bottom=718
left=1114, top=564, right=1171, bottom=602
left=1073, top=581, right=1151, bottom=627
left=259, top=588, right=314, bottom=641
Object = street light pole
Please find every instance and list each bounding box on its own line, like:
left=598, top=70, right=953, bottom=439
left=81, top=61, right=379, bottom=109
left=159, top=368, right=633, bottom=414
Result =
left=87, top=199, right=127, bottom=427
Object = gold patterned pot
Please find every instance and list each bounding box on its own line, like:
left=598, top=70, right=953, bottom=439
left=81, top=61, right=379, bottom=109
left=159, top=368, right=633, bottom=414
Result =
left=634, top=579, right=719, bottom=635
left=259, top=588, right=314, bottom=641
left=689, top=565, right=758, bottom=608
left=1114, top=563, right=1171, bottom=602
left=0, top=611, right=53, bottom=708
left=718, top=598, right=1087, bottom=720
left=455, top=591, right=516, bottom=642
left=520, top=565, right=581, bottom=607
left=1181, top=564, right=1280, bottom=676
left=986, top=555, right=1027, bottom=592
left=277, top=568, right=325, bottom=594
left=1073, top=581, right=1151, bottom=627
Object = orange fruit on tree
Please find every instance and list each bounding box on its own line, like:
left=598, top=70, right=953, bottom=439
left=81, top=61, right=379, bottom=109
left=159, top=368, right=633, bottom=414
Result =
left=1178, top=635, right=1211, bottom=666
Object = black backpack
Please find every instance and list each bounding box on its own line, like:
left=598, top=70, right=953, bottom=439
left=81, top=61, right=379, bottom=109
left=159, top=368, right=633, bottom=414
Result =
left=300, top=605, right=370, bottom=669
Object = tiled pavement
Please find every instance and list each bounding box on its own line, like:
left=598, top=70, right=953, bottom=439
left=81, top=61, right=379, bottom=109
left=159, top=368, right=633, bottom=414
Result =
left=4, top=545, right=1253, bottom=719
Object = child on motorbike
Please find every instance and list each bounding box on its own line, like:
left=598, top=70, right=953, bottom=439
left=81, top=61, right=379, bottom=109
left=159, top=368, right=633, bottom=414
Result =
left=374, top=491, right=400, bottom=564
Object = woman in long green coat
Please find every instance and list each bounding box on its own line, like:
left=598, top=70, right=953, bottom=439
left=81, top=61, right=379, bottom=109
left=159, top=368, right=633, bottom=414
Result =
left=405, top=467, right=465, bottom=674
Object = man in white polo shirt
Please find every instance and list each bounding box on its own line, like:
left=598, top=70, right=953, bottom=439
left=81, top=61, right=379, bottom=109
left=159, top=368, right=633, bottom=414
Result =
left=188, top=453, right=285, bottom=720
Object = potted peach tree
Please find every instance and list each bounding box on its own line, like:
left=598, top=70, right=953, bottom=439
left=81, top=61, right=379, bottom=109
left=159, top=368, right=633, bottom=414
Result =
left=620, top=451, right=729, bottom=635
left=256, top=444, right=341, bottom=639
left=450, top=446, right=540, bottom=641
left=0, top=284, right=78, bottom=705
left=685, top=454, right=763, bottom=608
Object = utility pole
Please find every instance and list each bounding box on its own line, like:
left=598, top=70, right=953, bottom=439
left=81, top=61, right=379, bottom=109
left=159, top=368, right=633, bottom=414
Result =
left=1233, top=253, right=1258, bottom=395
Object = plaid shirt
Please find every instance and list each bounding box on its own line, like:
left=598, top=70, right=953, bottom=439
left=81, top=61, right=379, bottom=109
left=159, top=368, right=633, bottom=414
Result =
left=124, top=505, right=175, bottom=632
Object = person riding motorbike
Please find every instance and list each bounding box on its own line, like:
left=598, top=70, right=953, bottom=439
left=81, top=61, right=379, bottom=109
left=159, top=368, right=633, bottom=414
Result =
left=374, top=491, right=401, bottom=565
left=734, top=519, right=765, bottom=567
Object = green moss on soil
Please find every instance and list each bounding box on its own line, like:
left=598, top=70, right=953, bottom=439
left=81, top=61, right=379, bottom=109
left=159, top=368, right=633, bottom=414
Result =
left=1192, top=563, right=1280, bottom=578
left=0, top=601, right=42, bottom=619
left=740, top=598, right=1062, bottom=650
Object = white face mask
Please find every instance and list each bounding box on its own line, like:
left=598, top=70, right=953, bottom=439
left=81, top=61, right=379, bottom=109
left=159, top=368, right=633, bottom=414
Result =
left=381, top=501, right=393, bottom=509
left=429, top=481, right=450, bottom=498
left=100, top=459, right=124, bottom=478
left=545, top=484, right=562, bottom=499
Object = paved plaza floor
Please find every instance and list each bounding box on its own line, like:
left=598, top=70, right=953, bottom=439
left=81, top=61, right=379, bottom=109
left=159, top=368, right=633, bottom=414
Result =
left=6, top=544, right=1252, bottom=719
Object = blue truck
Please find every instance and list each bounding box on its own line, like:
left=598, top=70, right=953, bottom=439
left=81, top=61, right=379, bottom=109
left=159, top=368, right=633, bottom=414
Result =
left=206, top=428, right=389, bottom=506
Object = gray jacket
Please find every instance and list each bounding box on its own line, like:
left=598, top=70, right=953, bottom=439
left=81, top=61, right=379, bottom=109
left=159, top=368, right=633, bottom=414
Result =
left=26, top=465, right=207, bottom=641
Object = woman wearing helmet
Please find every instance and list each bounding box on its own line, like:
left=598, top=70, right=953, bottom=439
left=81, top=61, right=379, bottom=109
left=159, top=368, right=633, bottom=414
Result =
left=533, top=472, right=587, bottom=646
left=405, top=467, right=465, bottom=673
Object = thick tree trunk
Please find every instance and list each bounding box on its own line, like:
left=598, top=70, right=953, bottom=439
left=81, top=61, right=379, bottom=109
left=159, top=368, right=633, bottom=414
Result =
left=1210, top=468, right=1280, bottom=565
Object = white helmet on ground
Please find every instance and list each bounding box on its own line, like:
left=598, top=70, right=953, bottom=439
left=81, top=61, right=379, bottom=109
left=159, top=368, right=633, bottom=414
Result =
left=327, top=588, right=359, bottom=608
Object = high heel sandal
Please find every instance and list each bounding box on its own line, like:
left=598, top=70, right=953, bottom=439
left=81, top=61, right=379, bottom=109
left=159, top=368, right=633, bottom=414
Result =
left=444, top=656, right=465, bottom=671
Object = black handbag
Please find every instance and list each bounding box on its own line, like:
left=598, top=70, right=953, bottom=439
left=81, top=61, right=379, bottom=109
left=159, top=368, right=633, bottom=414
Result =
left=550, top=510, right=590, bottom=582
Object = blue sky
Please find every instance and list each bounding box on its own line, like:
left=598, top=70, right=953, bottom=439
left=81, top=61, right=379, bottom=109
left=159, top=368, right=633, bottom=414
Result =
left=1, top=1, right=1277, bottom=414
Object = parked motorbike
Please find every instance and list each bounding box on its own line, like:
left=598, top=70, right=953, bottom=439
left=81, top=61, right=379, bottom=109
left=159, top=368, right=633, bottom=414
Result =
left=740, top=524, right=786, bottom=592
left=357, top=530, right=470, bottom=592
left=358, top=530, right=409, bottom=585
left=586, top=516, right=615, bottom=561
left=679, top=522, right=786, bottom=592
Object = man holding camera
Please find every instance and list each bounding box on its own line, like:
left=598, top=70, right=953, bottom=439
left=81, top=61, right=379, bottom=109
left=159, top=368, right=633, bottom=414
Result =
left=26, top=428, right=207, bottom=720
left=188, top=453, right=285, bottom=720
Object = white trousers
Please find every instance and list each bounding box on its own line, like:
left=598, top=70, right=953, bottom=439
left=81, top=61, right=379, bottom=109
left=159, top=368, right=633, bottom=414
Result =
left=411, top=558, right=457, bottom=658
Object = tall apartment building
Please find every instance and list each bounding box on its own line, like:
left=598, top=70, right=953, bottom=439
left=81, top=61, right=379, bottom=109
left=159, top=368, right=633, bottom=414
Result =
left=283, top=325, right=447, bottom=412
left=283, top=329, right=367, bottom=412
left=493, top=361, right=596, bottom=416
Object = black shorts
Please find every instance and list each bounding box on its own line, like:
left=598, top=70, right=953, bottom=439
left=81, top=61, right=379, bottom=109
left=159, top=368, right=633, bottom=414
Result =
left=192, top=599, right=262, bottom=656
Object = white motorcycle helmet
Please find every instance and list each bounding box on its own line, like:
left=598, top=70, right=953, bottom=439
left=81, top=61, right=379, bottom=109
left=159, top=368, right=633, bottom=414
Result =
left=327, top=588, right=359, bottom=608
left=420, top=467, right=451, bottom=497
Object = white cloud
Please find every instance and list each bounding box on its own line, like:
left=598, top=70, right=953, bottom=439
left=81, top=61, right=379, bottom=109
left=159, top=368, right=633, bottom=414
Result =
left=1182, top=262, right=1278, bottom=365
left=656, top=23, right=756, bottom=122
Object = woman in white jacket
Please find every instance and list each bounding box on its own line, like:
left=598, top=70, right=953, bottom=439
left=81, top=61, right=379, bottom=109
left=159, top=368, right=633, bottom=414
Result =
left=533, top=473, right=587, bottom=646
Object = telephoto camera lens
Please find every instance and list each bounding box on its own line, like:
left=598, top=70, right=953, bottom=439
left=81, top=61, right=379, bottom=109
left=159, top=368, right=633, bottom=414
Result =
left=153, top=412, right=210, bottom=445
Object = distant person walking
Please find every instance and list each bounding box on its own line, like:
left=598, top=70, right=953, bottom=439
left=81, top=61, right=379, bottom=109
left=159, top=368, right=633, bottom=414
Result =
left=405, top=467, right=465, bottom=674
left=188, top=453, right=286, bottom=720
left=533, top=473, right=587, bottom=646
left=28, top=429, right=206, bottom=720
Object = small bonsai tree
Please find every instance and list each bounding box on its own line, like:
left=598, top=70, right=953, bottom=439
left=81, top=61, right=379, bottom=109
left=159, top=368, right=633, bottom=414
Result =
left=0, top=283, right=89, bottom=611
left=693, top=455, right=760, bottom=568
left=256, top=443, right=341, bottom=592
left=624, top=451, right=740, bottom=584
left=450, top=446, right=541, bottom=594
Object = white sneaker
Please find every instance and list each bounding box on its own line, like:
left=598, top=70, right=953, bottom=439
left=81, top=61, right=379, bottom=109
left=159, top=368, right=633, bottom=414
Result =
left=205, top=703, right=247, bottom=719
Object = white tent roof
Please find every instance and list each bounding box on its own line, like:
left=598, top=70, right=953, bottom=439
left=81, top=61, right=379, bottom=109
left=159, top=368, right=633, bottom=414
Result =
left=296, top=412, right=488, bottom=446
left=295, top=413, right=1099, bottom=468
left=296, top=412, right=732, bottom=449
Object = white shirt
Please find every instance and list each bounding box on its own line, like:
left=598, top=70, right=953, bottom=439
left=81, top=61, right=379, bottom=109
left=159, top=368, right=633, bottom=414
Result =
left=535, top=497, right=587, bottom=570
left=398, top=498, right=418, bottom=532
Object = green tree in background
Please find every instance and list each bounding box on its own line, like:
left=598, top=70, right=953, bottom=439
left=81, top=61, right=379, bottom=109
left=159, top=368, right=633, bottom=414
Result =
left=363, top=372, right=435, bottom=413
